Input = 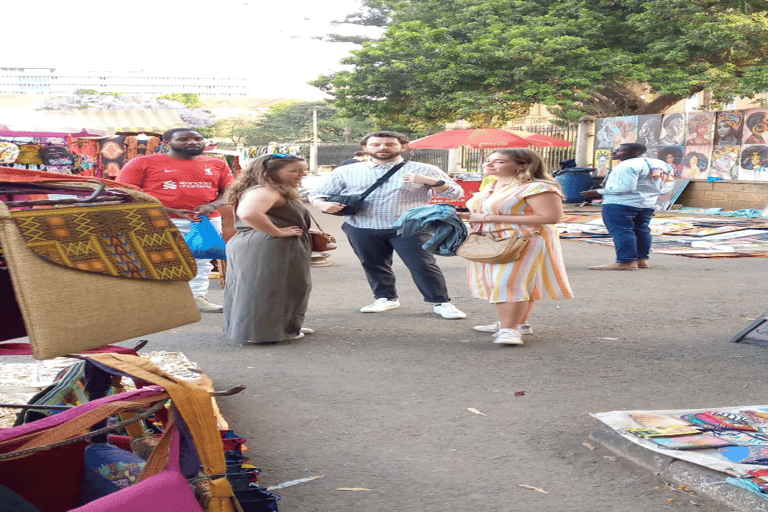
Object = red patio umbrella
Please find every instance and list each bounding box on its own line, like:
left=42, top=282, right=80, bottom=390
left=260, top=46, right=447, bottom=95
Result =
left=408, top=128, right=571, bottom=149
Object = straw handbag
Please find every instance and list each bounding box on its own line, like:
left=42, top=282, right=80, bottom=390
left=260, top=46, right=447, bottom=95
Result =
left=456, top=229, right=529, bottom=264
left=0, top=181, right=201, bottom=359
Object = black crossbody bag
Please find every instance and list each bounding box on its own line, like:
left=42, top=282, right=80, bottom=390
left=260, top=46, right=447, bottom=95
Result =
left=325, top=160, right=408, bottom=216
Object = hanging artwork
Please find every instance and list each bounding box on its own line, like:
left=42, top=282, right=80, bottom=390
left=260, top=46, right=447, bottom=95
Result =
left=714, top=111, right=744, bottom=146
left=743, top=109, right=768, bottom=145
left=659, top=145, right=685, bottom=177
left=99, top=136, right=127, bottom=178
left=709, top=146, right=740, bottom=180
left=681, top=146, right=712, bottom=179
left=595, top=118, right=619, bottom=149
left=637, top=115, right=663, bottom=147
left=594, top=149, right=612, bottom=177
left=660, top=113, right=686, bottom=145
left=685, top=112, right=714, bottom=145
left=613, top=116, right=638, bottom=145
left=739, top=145, right=768, bottom=181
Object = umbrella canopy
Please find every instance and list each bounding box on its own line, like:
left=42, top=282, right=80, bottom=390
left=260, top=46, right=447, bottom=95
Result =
left=0, top=108, right=108, bottom=138
left=408, top=128, right=571, bottom=149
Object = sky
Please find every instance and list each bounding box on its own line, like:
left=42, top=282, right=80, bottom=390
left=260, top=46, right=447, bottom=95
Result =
left=4, top=0, right=380, bottom=100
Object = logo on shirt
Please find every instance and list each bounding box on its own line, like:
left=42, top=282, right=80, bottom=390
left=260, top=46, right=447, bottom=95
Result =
left=204, top=167, right=213, bottom=175
left=163, top=169, right=180, bottom=173
left=162, top=181, right=178, bottom=190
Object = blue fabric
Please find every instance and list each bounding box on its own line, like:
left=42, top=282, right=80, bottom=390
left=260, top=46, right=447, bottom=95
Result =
left=725, top=477, right=768, bottom=500
left=393, top=204, right=468, bottom=256
left=184, top=215, right=227, bottom=260
left=601, top=204, right=655, bottom=262
left=79, top=443, right=145, bottom=505
left=677, top=207, right=764, bottom=218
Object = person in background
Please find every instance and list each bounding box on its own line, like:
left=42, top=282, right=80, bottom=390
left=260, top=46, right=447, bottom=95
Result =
left=581, top=143, right=674, bottom=271
left=339, top=150, right=369, bottom=167
left=223, top=153, right=313, bottom=343
left=310, top=131, right=467, bottom=319
left=117, top=128, right=233, bottom=313
left=457, top=149, right=573, bottom=346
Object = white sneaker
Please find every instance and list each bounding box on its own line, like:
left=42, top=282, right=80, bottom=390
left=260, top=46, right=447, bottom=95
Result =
left=517, top=324, right=534, bottom=335
left=300, top=327, right=314, bottom=334
left=195, top=296, right=223, bottom=313
left=360, top=298, right=400, bottom=313
left=474, top=321, right=500, bottom=333
left=493, top=329, right=524, bottom=345
left=433, top=303, right=467, bottom=319
left=285, top=332, right=305, bottom=341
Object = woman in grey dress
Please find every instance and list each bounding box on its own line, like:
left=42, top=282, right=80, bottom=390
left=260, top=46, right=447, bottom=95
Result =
left=224, top=153, right=312, bottom=343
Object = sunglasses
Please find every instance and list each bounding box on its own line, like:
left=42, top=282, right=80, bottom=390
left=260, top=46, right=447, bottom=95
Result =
left=267, top=152, right=296, bottom=159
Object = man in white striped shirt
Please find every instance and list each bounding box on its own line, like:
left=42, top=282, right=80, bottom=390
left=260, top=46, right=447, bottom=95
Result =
left=310, top=131, right=467, bottom=319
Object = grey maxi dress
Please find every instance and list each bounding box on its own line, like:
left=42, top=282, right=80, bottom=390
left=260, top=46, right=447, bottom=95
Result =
left=223, top=188, right=312, bottom=343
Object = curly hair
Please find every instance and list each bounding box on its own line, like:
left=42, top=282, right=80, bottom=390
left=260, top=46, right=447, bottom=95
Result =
left=228, top=154, right=305, bottom=207
left=489, top=148, right=559, bottom=187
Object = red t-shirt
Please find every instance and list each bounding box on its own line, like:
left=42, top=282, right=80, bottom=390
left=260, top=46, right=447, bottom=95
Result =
left=117, top=154, right=234, bottom=217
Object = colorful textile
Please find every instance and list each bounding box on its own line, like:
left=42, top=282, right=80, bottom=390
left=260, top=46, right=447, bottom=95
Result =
left=9, top=202, right=197, bottom=281
left=15, top=144, right=43, bottom=165
left=466, top=181, right=574, bottom=303
left=99, top=136, right=126, bottom=178
left=124, top=136, right=160, bottom=161
left=39, top=146, right=74, bottom=166
left=68, top=137, right=98, bottom=158
left=116, top=154, right=233, bottom=218
left=0, top=142, right=20, bottom=164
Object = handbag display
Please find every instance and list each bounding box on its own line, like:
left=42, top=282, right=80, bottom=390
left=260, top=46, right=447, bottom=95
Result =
left=307, top=211, right=337, bottom=252
left=456, top=229, right=529, bottom=264
left=326, top=160, right=408, bottom=215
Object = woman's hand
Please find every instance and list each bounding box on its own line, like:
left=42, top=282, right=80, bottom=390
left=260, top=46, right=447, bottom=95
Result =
left=457, top=212, right=488, bottom=222
left=277, top=226, right=304, bottom=237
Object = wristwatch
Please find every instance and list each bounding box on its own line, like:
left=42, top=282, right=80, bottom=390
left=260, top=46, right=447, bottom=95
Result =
left=428, top=180, right=446, bottom=187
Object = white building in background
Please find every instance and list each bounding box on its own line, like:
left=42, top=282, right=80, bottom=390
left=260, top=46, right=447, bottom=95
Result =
left=0, top=68, right=249, bottom=97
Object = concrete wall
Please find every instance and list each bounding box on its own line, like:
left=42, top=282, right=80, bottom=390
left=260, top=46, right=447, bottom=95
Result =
left=676, top=181, right=768, bottom=210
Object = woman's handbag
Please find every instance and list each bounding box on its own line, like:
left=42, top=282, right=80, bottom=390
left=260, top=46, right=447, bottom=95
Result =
left=456, top=229, right=529, bottom=264
left=308, top=211, right=337, bottom=252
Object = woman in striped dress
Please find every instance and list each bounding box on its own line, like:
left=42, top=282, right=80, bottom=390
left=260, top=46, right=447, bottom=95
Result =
left=457, top=149, right=574, bottom=345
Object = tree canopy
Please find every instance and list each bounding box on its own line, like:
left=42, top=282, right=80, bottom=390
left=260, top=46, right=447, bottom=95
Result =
left=312, top=0, right=768, bottom=125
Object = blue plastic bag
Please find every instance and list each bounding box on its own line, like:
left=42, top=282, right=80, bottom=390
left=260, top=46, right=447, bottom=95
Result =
left=183, top=216, right=227, bottom=260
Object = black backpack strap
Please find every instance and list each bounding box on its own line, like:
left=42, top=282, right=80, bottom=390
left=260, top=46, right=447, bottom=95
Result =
left=359, top=160, right=409, bottom=199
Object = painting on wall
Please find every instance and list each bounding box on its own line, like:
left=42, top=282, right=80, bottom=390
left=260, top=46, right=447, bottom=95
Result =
left=594, top=149, right=612, bottom=177
left=658, top=145, right=685, bottom=177
left=637, top=115, right=663, bottom=148
left=739, top=145, right=768, bottom=181
left=714, top=111, right=743, bottom=146
left=595, top=118, right=619, bottom=149
left=681, top=146, right=712, bottom=179
left=742, top=109, right=768, bottom=145
left=685, top=112, right=714, bottom=145
left=660, top=113, right=685, bottom=145
left=613, top=116, right=638, bottom=145
left=709, top=146, right=739, bottom=180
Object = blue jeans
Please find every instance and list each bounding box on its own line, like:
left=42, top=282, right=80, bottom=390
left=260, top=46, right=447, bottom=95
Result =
left=601, top=204, right=654, bottom=263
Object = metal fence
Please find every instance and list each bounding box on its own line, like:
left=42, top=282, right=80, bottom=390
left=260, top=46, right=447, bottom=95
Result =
left=309, top=125, right=577, bottom=172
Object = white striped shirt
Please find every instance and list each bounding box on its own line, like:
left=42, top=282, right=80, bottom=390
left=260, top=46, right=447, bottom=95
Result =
left=310, top=158, right=463, bottom=229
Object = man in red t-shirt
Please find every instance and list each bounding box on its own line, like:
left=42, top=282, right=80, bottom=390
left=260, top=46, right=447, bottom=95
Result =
left=117, top=128, right=234, bottom=313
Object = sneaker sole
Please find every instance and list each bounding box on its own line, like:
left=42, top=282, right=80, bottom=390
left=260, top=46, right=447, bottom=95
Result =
left=493, top=338, right=525, bottom=345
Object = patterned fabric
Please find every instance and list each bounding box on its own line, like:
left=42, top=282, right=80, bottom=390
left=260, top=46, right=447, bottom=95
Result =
left=10, top=202, right=196, bottom=281
left=466, top=181, right=574, bottom=303
left=16, top=144, right=44, bottom=165
left=124, top=136, right=161, bottom=161
left=39, top=146, right=75, bottom=166
left=68, top=137, right=99, bottom=158
left=99, top=136, right=127, bottom=178
left=309, top=158, right=463, bottom=229
left=0, top=142, right=20, bottom=164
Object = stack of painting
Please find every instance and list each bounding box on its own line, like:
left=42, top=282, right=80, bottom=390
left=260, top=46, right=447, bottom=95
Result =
left=594, top=109, right=768, bottom=182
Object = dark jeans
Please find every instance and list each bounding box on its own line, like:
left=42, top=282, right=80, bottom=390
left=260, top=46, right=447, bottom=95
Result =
left=342, top=223, right=450, bottom=303
left=601, top=204, right=655, bottom=263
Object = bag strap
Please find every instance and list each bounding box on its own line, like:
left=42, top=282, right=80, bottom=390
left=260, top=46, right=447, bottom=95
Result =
left=358, top=160, right=409, bottom=200
left=307, top=210, right=326, bottom=233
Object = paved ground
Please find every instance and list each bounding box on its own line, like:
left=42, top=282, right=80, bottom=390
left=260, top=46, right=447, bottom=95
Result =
left=107, top=207, right=768, bottom=511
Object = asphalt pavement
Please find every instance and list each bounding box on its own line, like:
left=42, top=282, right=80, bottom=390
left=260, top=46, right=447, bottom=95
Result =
left=60, top=205, right=768, bottom=511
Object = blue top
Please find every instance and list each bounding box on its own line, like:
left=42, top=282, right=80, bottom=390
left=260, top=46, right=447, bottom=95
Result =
left=598, top=157, right=675, bottom=209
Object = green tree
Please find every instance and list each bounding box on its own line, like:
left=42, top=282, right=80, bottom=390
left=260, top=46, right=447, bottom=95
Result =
left=249, top=101, right=375, bottom=144
left=157, top=93, right=203, bottom=108
left=313, top=0, right=768, bottom=124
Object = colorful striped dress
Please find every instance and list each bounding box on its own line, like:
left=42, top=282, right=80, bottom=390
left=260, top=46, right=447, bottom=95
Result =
left=466, top=181, right=574, bottom=304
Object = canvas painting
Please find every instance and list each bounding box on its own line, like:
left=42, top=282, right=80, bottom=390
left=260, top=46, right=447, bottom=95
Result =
left=595, top=118, right=619, bottom=149
left=709, top=146, right=740, bottom=180
left=743, top=109, right=768, bottom=145
left=714, top=111, right=744, bottom=146
left=613, top=116, right=638, bottom=145
left=686, top=112, right=715, bottom=145
left=637, top=114, right=663, bottom=148
left=660, top=113, right=686, bottom=145
left=681, top=145, right=712, bottom=179
left=739, top=145, right=768, bottom=181
left=659, top=145, right=685, bottom=177
left=594, top=149, right=612, bottom=177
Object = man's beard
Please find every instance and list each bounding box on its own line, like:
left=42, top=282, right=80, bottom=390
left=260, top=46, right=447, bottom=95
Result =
left=174, top=146, right=205, bottom=157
